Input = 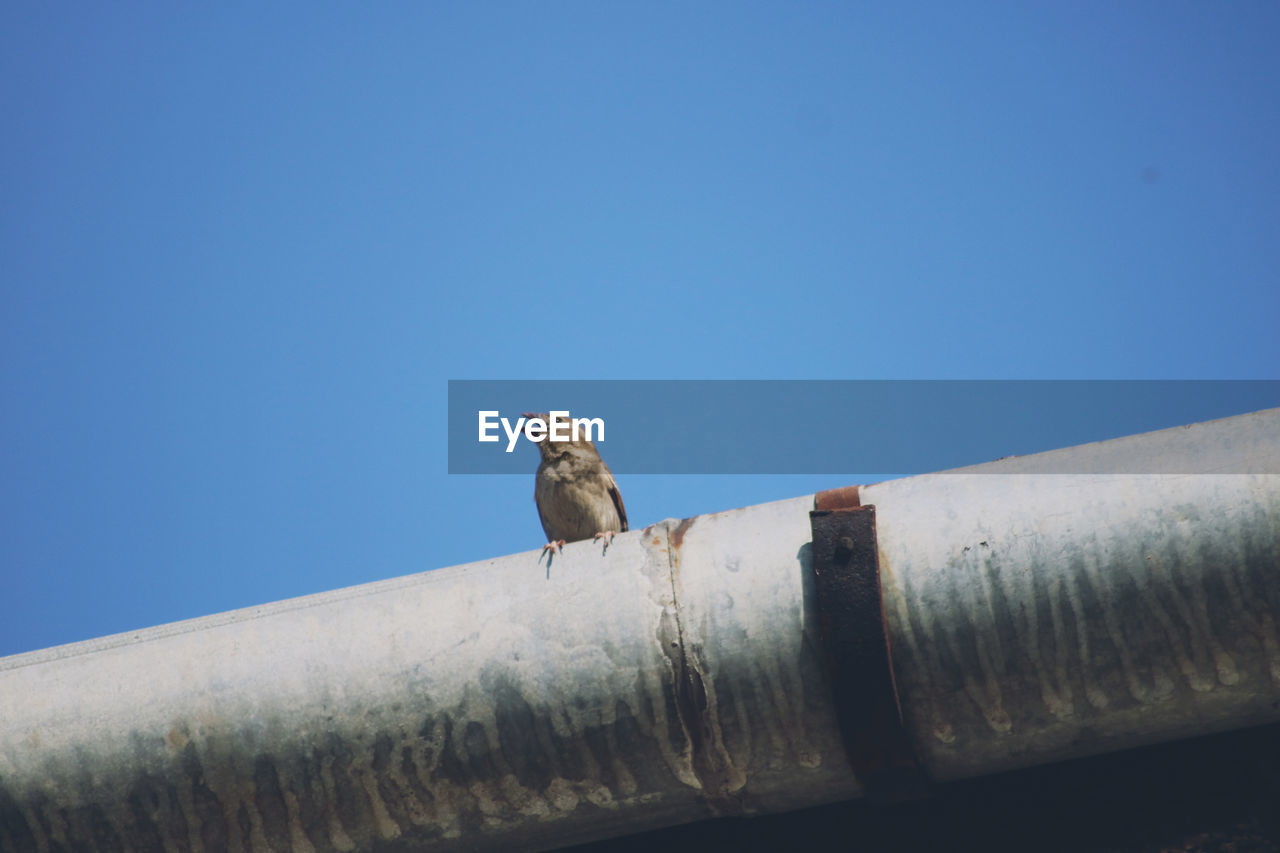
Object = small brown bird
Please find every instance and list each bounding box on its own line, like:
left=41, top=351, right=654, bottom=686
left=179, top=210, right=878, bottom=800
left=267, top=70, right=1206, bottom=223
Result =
left=524, top=412, right=627, bottom=556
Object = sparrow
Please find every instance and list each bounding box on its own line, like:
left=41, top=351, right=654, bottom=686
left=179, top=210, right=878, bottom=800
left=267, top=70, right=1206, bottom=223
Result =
left=524, top=412, right=628, bottom=556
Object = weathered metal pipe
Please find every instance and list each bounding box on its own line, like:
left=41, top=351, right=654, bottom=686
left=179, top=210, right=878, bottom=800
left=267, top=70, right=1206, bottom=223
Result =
left=1, top=408, right=1277, bottom=852
left=866, top=409, right=1280, bottom=782
left=0, top=501, right=857, bottom=852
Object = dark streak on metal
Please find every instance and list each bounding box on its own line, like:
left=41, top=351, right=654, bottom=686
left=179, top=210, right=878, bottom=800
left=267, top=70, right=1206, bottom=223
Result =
left=492, top=676, right=556, bottom=792
left=124, top=776, right=164, bottom=852
left=87, top=803, right=120, bottom=851
left=809, top=506, right=927, bottom=802
left=329, top=732, right=370, bottom=839
left=662, top=516, right=742, bottom=817
left=181, top=744, right=228, bottom=851
left=235, top=800, right=252, bottom=848
left=371, top=732, right=406, bottom=827
left=254, top=754, right=291, bottom=851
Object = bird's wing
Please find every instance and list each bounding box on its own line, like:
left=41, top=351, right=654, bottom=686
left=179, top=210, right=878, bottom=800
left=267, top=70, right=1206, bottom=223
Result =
left=606, top=467, right=628, bottom=532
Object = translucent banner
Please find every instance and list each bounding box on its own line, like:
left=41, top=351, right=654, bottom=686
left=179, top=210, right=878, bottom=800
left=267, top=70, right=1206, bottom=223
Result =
left=447, top=380, right=1280, bottom=474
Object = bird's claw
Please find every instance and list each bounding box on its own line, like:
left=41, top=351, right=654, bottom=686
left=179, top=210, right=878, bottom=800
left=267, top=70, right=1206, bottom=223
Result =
left=593, top=530, right=616, bottom=550
left=541, top=540, right=565, bottom=556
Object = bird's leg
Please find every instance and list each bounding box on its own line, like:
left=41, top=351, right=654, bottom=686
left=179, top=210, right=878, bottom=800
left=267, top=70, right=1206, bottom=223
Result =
left=541, top=540, right=565, bottom=557
left=593, top=530, right=616, bottom=550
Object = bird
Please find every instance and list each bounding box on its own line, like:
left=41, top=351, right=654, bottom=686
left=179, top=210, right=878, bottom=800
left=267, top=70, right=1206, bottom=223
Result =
left=524, top=412, right=627, bottom=557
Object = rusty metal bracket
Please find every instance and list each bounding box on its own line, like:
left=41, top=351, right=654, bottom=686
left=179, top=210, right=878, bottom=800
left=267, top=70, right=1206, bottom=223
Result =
left=810, top=499, right=928, bottom=802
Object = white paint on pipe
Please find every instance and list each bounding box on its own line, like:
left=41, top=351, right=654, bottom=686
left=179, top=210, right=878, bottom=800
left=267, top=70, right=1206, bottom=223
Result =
left=1, top=407, right=1277, bottom=850
left=0, top=500, right=853, bottom=851
left=864, top=408, right=1280, bottom=780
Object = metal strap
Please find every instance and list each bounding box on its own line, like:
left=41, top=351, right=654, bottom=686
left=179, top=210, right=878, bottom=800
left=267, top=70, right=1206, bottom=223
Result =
left=809, top=501, right=928, bottom=801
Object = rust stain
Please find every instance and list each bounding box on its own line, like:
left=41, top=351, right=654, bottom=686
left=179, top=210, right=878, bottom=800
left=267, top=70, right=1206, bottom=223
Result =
left=669, top=517, right=696, bottom=560
left=815, top=485, right=861, bottom=511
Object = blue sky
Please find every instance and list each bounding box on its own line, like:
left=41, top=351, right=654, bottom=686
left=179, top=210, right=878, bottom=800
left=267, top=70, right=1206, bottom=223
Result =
left=2, top=3, right=1278, bottom=657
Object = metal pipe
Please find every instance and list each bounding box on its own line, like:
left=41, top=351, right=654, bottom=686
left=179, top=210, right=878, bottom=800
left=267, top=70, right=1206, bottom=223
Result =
left=2, top=408, right=1278, bottom=852
left=0, top=501, right=857, bottom=852
left=865, top=408, right=1280, bottom=782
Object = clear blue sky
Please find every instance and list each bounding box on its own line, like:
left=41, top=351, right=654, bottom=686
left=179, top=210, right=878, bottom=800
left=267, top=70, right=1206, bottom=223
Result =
left=2, top=3, right=1277, bottom=657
